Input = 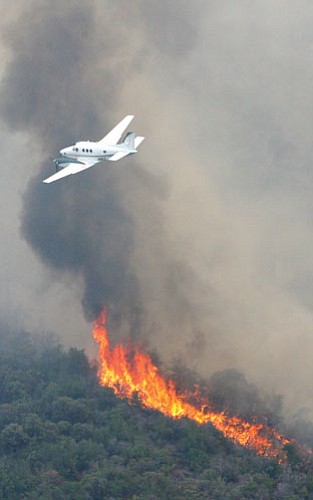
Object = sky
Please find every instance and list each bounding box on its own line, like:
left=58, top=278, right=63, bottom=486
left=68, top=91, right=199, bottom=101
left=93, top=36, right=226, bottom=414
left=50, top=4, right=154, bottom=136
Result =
left=1, top=1, right=313, bottom=417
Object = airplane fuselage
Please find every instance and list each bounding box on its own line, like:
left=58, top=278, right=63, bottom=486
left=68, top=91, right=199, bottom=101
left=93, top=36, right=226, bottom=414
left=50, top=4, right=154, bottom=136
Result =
left=60, top=141, right=136, bottom=162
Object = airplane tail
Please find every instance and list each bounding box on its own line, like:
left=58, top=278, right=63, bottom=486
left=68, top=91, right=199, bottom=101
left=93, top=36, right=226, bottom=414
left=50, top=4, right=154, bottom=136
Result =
left=122, top=133, right=145, bottom=150
left=122, top=132, right=136, bottom=149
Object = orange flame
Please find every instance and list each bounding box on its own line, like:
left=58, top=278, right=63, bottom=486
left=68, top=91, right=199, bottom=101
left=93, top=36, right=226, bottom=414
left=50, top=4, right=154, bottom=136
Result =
left=93, top=310, right=289, bottom=460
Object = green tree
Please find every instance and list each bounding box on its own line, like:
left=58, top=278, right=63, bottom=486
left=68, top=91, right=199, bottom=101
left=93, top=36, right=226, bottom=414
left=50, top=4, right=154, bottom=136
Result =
left=1, top=423, right=29, bottom=452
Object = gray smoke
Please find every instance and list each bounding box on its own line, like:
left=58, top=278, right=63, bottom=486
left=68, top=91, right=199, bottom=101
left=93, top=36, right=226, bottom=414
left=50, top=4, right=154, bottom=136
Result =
left=0, top=1, right=200, bottom=342
left=2, top=1, right=313, bottom=418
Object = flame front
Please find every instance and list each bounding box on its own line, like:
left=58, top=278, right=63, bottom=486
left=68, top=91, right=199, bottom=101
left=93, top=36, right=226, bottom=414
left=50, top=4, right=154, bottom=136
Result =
left=93, top=310, right=289, bottom=460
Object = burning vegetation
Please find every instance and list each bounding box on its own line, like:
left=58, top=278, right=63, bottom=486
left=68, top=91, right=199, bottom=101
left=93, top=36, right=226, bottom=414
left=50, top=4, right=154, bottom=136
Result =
left=93, top=310, right=290, bottom=461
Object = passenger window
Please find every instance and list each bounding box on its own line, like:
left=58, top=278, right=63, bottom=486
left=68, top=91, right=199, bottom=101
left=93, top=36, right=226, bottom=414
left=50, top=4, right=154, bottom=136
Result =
left=82, top=149, right=85, bottom=152
left=103, top=150, right=106, bottom=153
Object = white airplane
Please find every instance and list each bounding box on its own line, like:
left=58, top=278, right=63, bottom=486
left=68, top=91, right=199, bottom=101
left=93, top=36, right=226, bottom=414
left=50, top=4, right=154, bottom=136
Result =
left=43, top=115, right=144, bottom=183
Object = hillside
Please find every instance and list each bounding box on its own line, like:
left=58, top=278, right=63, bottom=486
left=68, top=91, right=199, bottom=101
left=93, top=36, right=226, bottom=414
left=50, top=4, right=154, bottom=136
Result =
left=0, top=325, right=313, bottom=499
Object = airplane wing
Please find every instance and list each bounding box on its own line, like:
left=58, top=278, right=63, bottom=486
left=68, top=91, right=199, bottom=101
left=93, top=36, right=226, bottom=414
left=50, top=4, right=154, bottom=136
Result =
left=106, top=151, right=131, bottom=162
left=98, top=115, right=134, bottom=146
left=43, top=158, right=100, bottom=184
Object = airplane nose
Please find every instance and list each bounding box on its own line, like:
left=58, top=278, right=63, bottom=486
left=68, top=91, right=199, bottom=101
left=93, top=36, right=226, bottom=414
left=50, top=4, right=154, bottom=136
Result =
left=60, top=148, right=66, bottom=156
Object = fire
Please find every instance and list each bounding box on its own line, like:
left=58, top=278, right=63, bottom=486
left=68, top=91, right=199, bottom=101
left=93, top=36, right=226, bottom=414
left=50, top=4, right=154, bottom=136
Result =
left=93, top=310, right=290, bottom=461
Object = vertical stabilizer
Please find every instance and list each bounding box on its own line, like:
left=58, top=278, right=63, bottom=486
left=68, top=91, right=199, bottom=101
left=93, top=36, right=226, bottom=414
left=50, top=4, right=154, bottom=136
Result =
left=122, top=132, right=135, bottom=149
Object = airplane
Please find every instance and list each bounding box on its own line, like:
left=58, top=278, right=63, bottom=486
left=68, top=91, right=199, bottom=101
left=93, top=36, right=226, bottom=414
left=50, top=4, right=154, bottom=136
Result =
left=43, top=115, right=144, bottom=183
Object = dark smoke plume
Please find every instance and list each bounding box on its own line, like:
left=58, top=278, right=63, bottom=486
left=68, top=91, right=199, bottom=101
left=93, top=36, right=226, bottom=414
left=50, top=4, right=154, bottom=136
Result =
left=0, top=1, right=201, bottom=343
left=1, top=1, right=140, bottom=325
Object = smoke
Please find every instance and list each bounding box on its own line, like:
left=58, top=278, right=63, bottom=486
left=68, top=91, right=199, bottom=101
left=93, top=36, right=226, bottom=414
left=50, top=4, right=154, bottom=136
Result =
left=2, top=1, right=313, bottom=417
left=0, top=0, right=199, bottom=342
left=0, top=2, right=136, bottom=327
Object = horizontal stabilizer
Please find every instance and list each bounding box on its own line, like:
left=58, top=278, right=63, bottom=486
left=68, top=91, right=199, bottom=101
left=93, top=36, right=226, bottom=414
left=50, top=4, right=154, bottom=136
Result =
left=134, top=136, right=144, bottom=148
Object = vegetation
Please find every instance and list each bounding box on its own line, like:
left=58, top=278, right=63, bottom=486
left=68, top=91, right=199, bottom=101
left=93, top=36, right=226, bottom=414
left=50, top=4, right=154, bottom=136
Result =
left=0, top=324, right=312, bottom=499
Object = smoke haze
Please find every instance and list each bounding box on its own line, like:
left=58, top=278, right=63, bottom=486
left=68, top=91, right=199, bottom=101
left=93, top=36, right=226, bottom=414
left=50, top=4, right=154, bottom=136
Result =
left=1, top=1, right=313, bottom=417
